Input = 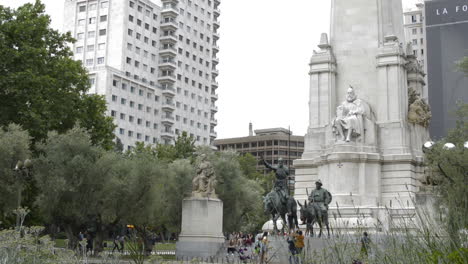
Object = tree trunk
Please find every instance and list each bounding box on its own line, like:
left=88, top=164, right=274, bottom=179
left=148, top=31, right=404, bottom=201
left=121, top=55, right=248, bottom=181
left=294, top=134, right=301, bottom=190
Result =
left=64, top=224, right=78, bottom=249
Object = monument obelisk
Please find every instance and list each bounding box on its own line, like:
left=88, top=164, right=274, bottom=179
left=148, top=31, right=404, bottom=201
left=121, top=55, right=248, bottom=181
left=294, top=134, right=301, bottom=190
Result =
left=294, top=0, right=430, bottom=231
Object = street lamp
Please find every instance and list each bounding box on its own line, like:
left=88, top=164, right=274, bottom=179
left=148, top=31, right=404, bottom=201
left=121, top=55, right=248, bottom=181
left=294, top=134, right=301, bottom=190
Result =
left=13, top=159, right=32, bottom=228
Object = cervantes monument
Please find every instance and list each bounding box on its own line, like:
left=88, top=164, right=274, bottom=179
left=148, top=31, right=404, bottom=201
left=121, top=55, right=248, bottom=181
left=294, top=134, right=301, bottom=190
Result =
left=176, top=154, right=224, bottom=258
left=294, top=0, right=431, bottom=231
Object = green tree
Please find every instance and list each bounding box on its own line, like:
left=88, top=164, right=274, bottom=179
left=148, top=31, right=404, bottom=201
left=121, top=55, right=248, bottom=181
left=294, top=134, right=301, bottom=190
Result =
left=457, top=56, right=468, bottom=76
left=238, top=153, right=275, bottom=196
left=161, top=159, right=194, bottom=234
left=424, top=103, right=468, bottom=247
left=0, top=124, right=32, bottom=227
left=0, top=1, right=115, bottom=148
left=155, top=132, right=196, bottom=161
left=34, top=127, right=114, bottom=250
left=208, top=149, right=265, bottom=233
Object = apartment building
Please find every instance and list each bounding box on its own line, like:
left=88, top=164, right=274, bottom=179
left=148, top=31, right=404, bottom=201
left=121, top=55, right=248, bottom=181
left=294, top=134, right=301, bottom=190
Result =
left=214, top=125, right=304, bottom=177
left=63, top=0, right=220, bottom=150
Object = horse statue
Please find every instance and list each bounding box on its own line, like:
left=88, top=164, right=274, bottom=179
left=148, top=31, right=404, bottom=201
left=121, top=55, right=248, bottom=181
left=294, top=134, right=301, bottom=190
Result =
left=263, top=191, right=298, bottom=233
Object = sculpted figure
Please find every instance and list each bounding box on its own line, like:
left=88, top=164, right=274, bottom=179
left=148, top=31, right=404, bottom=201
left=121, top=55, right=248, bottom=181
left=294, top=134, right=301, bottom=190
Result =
left=408, top=87, right=431, bottom=128
left=307, top=180, right=332, bottom=237
left=332, top=86, right=373, bottom=142
left=262, top=157, right=289, bottom=204
left=192, top=154, right=217, bottom=198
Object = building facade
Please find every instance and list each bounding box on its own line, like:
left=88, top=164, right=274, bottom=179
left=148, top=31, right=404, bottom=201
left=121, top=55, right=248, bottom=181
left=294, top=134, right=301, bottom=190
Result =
left=63, top=0, right=220, bottom=150
left=214, top=126, right=304, bottom=176
left=425, top=0, right=468, bottom=139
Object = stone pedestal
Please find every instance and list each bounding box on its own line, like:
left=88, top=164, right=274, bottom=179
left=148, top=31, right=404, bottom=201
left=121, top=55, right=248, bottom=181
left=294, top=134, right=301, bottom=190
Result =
left=176, top=197, right=225, bottom=259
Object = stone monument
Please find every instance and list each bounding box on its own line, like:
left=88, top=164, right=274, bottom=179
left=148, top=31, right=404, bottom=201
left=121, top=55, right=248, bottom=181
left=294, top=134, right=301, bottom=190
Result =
left=176, top=154, right=225, bottom=258
left=294, top=0, right=430, bottom=232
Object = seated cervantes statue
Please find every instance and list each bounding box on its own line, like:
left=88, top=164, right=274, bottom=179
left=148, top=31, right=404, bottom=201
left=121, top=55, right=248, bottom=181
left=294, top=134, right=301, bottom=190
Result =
left=192, top=154, right=217, bottom=198
left=332, top=86, right=374, bottom=143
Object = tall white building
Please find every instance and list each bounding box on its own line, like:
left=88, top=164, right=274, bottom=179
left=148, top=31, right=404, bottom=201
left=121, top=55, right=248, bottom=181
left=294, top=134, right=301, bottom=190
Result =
left=63, top=0, right=220, bottom=150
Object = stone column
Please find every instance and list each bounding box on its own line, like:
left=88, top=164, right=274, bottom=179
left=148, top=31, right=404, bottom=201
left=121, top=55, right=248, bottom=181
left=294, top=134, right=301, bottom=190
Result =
left=295, top=33, right=336, bottom=202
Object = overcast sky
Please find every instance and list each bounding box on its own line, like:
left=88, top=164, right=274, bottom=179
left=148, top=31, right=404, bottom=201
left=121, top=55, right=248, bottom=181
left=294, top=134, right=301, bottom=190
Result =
left=1, top=0, right=420, bottom=138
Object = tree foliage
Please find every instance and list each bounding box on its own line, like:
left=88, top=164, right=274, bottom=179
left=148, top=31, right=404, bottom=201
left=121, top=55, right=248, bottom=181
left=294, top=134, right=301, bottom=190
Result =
left=0, top=1, right=115, bottom=148
left=155, top=132, right=196, bottom=162
left=424, top=103, right=468, bottom=247
left=0, top=124, right=32, bottom=226
left=457, top=56, right=468, bottom=76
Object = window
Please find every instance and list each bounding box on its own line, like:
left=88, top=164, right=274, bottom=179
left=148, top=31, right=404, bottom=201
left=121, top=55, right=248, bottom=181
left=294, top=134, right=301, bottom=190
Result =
left=128, top=29, right=133, bottom=36
left=129, top=15, right=134, bottom=22
left=99, top=29, right=106, bottom=36
left=412, top=28, right=417, bottom=35
left=139, top=89, right=143, bottom=96
left=130, top=101, right=135, bottom=107
left=111, top=95, right=117, bottom=101
left=79, top=5, right=86, bottom=12
left=137, top=118, right=142, bottom=125
left=98, top=43, right=105, bottom=50
left=128, top=131, right=133, bottom=137
left=77, top=33, right=84, bottom=40
left=78, top=19, right=85, bottom=26
left=412, top=39, right=418, bottom=45
left=137, top=5, right=142, bottom=12
left=129, top=116, right=134, bottom=122
left=89, top=17, right=96, bottom=24
left=97, top=57, right=104, bottom=64
left=100, top=15, right=107, bottom=22
left=153, top=27, right=157, bottom=33
left=76, top=46, right=83, bottom=53
left=100, top=1, right=108, bottom=8
left=111, top=110, right=116, bottom=117
left=137, top=19, right=142, bottom=26
left=121, top=98, right=126, bottom=105
left=87, top=44, right=94, bottom=51
left=126, top=57, right=131, bottom=64
left=86, top=59, right=93, bottom=65
left=411, top=15, right=417, bottom=23
left=145, top=23, right=149, bottom=30
left=119, top=128, right=125, bottom=135
left=129, top=1, right=134, bottom=8
left=136, top=33, right=141, bottom=39
left=88, top=31, right=95, bottom=38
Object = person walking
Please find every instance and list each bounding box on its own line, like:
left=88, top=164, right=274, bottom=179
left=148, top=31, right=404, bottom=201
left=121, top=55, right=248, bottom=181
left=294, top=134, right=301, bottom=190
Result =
left=119, top=235, right=125, bottom=254
left=360, top=232, right=371, bottom=257
left=112, top=235, right=121, bottom=253
left=259, top=232, right=269, bottom=264
left=287, top=234, right=298, bottom=264
left=294, top=230, right=305, bottom=264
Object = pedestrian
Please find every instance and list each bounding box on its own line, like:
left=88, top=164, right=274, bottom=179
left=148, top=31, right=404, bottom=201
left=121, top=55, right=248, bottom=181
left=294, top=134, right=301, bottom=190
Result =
left=119, top=235, right=125, bottom=254
left=259, top=232, right=268, bottom=264
left=287, top=233, right=298, bottom=264
left=85, top=231, right=93, bottom=255
left=360, top=232, right=371, bottom=257
left=294, top=230, right=305, bottom=263
left=112, top=235, right=120, bottom=253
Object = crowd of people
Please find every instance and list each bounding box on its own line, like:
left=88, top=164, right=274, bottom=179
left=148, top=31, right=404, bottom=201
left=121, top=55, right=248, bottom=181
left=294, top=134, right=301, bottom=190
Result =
left=225, top=230, right=305, bottom=264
